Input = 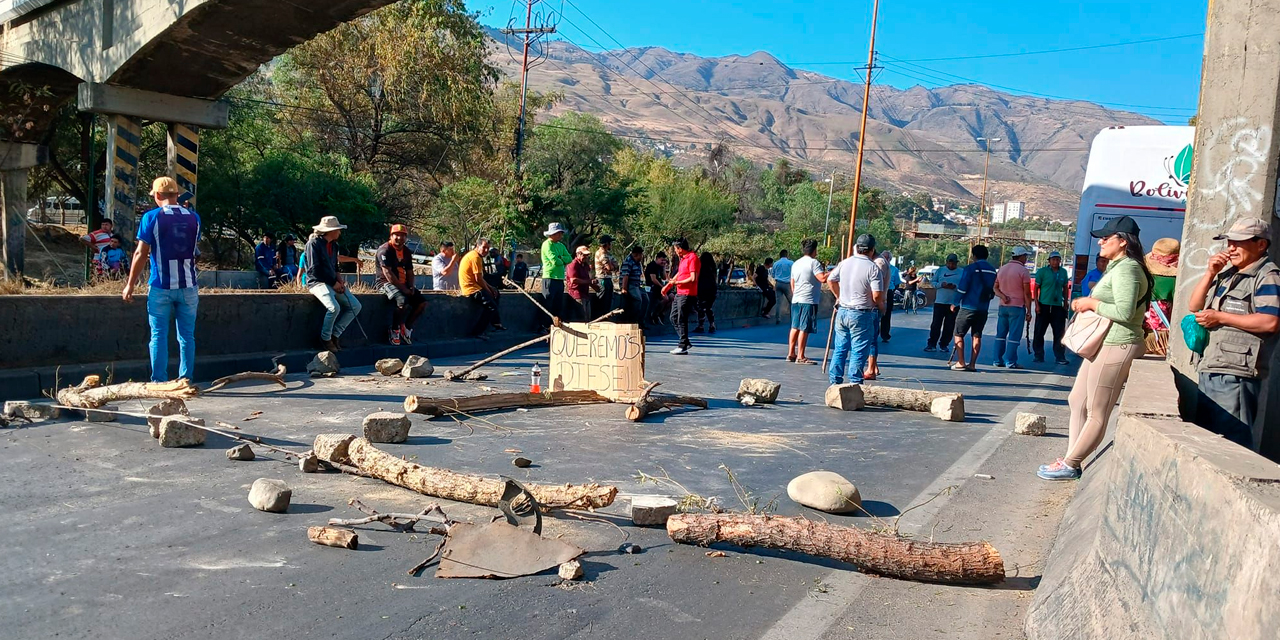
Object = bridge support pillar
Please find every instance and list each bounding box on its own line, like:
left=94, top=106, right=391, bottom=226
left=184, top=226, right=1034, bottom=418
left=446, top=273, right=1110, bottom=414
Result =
left=166, top=123, right=199, bottom=207
left=0, top=143, right=48, bottom=280
left=103, top=114, right=142, bottom=243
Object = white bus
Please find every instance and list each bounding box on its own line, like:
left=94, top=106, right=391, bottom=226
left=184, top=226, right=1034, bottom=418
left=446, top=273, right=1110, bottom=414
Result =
left=1074, top=125, right=1195, bottom=284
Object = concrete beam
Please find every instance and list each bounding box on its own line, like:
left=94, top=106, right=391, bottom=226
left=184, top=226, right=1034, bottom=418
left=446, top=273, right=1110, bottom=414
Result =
left=0, top=143, right=48, bottom=171
left=77, top=83, right=229, bottom=129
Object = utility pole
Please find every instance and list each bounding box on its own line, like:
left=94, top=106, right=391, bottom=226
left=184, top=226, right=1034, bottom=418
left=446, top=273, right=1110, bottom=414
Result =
left=501, top=0, right=555, bottom=176
left=822, top=172, right=836, bottom=247
left=823, top=0, right=879, bottom=370
left=975, top=136, right=1000, bottom=243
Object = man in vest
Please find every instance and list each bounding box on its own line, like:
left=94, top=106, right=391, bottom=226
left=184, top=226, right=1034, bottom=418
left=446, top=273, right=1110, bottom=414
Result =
left=122, top=177, right=202, bottom=383
left=1188, top=217, right=1280, bottom=450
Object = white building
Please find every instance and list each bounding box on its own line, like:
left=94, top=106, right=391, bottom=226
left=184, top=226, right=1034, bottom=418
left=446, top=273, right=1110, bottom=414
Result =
left=990, top=202, right=1007, bottom=224
left=1005, top=201, right=1026, bottom=221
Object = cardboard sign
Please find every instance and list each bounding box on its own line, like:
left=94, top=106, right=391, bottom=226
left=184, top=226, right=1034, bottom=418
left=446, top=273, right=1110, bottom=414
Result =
left=549, top=322, right=646, bottom=401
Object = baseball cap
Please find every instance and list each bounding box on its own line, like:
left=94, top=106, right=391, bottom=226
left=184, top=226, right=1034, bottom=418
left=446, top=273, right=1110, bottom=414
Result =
left=945, top=253, right=959, bottom=262
left=1048, top=250, right=1062, bottom=259
left=1213, top=217, right=1271, bottom=241
left=599, top=234, right=614, bottom=244
left=855, top=233, right=877, bottom=251
left=390, top=224, right=408, bottom=234
left=1011, top=246, right=1030, bottom=258
left=150, top=176, right=181, bottom=196
left=1091, top=216, right=1142, bottom=238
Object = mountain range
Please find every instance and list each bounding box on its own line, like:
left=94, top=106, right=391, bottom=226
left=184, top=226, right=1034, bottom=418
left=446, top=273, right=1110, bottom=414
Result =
left=486, top=29, right=1164, bottom=221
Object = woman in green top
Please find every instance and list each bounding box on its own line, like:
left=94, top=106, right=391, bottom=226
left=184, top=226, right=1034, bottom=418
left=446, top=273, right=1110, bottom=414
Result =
left=1039, top=216, right=1152, bottom=481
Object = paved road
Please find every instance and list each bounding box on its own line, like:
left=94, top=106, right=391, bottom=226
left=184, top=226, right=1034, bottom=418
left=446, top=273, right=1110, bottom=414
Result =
left=1, top=308, right=1075, bottom=640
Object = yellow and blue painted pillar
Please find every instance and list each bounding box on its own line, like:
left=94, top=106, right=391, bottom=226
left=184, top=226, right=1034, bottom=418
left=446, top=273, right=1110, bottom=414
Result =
left=103, top=114, right=141, bottom=242
left=167, top=123, right=199, bottom=208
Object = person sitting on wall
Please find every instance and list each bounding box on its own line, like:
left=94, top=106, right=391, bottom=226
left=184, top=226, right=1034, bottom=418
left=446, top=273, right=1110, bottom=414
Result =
left=81, top=218, right=114, bottom=255
left=97, top=234, right=128, bottom=279
left=376, top=224, right=427, bottom=346
left=304, top=216, right=362, bottom=352
left=459, top=238, right=506, bottom=338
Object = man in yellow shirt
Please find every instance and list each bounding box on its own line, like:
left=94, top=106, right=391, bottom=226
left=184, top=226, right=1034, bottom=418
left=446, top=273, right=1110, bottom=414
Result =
left=460, top=238, right=505, bottom=338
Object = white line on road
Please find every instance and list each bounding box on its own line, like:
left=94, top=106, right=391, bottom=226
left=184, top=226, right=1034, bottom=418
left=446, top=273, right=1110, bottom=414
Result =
left=757, top=371, right=1065, bottom=640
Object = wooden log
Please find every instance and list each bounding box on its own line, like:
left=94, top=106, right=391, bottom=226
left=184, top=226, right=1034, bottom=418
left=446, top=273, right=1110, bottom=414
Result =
left=625, top=382, right=709, bottom=422
left=862, top=385, right=964, bottom=421
left=56, top=377, right=199, bottom=409
left=307, top=526, right=358, bottom=550
left=205, top=364, right=287, bottom=393
left=347, top=438, right=618, bottom=510
left=667, top=513, right=1004, bottom=585
left=404, top=390, right=611, bottom=417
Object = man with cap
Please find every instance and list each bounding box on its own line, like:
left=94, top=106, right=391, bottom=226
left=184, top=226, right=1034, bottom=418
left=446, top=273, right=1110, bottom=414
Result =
left=1032, top=250, right=1072, bottom=365
left=1188, top=217, right=1280, bottom=450
left=376, top=224, right=427, bottom=346
left=992, top=246, right=1033, bottom=369
left=566, top=245, right=598, bottom=321
left=925, top=253, right=963, bottom=353
left=122, top=176, right=202, bottom=383
left=826, top=234, right=883, bottom=385
left=305, top=216, right=362, bottom=352
left=951, top=245, right=998, bottom=372
left=595, top=235, right=618, bottom=317
left=431, top=241, right=459, bottom=291
left=540, top=223, right=573, bottom=330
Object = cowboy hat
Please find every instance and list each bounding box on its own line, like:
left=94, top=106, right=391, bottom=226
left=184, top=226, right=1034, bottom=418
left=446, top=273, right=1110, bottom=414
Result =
left=313, top=216, right=347, bottom=233
left=1145, top=237, right=1181, bottom=277
left=544, top=222, right=567, bottom=237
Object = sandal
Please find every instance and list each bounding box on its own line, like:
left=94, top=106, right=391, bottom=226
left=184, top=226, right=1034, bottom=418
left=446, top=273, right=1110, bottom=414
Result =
left=786, top=355, right=797, bottom=363
left=795, top=357, right=817, bottom=365
left=950, top=363, right=967, bottom=371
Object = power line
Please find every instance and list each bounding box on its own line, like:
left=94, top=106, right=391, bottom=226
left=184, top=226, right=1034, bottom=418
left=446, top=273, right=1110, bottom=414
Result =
left=888, top=32, right=1203, bottom=63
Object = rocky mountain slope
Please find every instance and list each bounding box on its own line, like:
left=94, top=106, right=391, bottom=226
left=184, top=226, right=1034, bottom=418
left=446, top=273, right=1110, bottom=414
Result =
left=488, top=31, right=1162, bottom=220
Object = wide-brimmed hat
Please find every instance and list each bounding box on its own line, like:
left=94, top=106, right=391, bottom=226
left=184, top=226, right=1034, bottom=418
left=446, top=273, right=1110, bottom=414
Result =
left=313, top=216, right=347, bottom=233
left=544, top=222, right=567, bottom=237
left=150, top=176, right=181, bottom=196
left=1213, top=218, right=1271, bottom=242
left=1145, top=237, right=1181, bottom=277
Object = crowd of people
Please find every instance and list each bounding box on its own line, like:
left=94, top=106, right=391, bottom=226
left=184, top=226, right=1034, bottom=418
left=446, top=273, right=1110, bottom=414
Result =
left=111, top=178, right=1277, bottom=469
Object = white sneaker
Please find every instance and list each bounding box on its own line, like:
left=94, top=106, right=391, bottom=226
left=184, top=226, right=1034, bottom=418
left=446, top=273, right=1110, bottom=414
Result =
left=669, top=347, right=689, bottom=355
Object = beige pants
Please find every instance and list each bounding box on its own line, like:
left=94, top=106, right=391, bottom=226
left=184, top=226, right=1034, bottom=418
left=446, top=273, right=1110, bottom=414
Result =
left=1064, top=343, right=1143, bottom=468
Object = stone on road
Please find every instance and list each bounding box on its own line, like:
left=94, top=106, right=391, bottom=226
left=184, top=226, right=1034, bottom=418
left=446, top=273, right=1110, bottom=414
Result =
left=375, top=358, right=405, bottom=376
left=158, top=416, right=206, bottom=448
left=787, top=470, right=862, bottom=513
left=401, top=355, right=434, bottom=378
left=737, top=378, right=781, bottom=403
left=248, top=478, right=292, bottom=512
left=362, top=412, right=411, bottom=444
left=1016, top=412, right=1048, bottom=436
left=630, top=496, right=678, bottom=526
left=825, top=383, right=866, bottom=411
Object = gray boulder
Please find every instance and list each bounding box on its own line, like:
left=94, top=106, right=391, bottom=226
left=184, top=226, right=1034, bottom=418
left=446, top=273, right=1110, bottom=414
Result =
left=401, top=355, right=434, bottom=378
left=248, top=478, right=292, bottom=513
left=375, top=358, right=405, bottom=376
left=362, top=412, right=411, bottom=443
left=787, top=471, right=862, bottom=514
left=158, top=416, right=206, bottom=448
left=737, top=378, right=781, bottom=404
left=308, top=351, right=340, bottom=377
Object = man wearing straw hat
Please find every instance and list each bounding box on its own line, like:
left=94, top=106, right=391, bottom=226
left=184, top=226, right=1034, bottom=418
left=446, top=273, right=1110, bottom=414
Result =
left=305, top=216, right=363, bottom=352
left=122, top=176, right=202, bottom=383
left=539, top=222, right=573, bottom=331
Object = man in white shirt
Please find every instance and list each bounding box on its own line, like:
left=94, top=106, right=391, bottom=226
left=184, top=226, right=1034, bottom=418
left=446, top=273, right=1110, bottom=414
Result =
left=926, top=253, right=963, bottom=353
left=431, top=241, right=459, bottom=291
left=826, top=234, right=884, bottom=385
left=786, top=239, right=828, bottom=364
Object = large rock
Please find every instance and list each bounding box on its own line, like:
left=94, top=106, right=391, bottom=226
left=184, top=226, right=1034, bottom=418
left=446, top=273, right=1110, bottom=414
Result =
left=631, top=496, right=679, bottom=526
left=248, top=478, right=291, bottom=513
left=226, top=444, right=255, bottom=461
left=375, top=358, right=405, bottom=376
left=308, top=351, right=340, bottom=377
left=3, top=400, right=61, bottom=420
left=313, top=433, right=356, bottom=464
left=298, top=452, right=321, bottom=473
left=930, top=395, right=966, bottom=422
left=787, top=471, right=862, bottom=514
left=147, top=398, right=189, bottom=438
left=362, top=412, right=411, bottom=443
left=558, top=560, right=584, bottom=580
left=737, top=378, right=781, bottom=404
left=158, top=416, right=206, bottom=448
left=1015, top=412, right=1048, bottom=436
left=825, top=384, right=866, bottom=411
left=401, top=355, right=434, bottom=378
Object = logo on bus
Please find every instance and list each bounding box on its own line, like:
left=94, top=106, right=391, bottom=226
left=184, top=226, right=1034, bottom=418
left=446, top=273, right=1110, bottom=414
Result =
left=1130, top=143, right=1194, bottom=200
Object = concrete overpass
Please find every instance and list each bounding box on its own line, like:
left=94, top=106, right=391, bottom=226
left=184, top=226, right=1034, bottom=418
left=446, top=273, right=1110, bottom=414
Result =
left=0, top=0, right=396, bottom=278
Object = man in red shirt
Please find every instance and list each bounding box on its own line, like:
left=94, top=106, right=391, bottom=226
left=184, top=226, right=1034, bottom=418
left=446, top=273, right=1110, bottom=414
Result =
left=566, top=245, right=598, bottom=321
left=662, top=238, right=700, bottom=355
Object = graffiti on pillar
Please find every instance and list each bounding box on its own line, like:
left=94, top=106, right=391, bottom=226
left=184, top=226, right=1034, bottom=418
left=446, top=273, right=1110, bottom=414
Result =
left=168, top=124, right=199, bottom=207
left=1197, top=118, right=1271, bottom=221
left=107, top=115, right=141, bottom=242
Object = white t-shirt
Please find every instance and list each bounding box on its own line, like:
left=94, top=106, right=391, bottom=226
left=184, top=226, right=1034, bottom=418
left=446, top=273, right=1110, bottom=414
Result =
left=432, top=253, right=459, bottom=291
left=789, top=255, right=824, bottom=305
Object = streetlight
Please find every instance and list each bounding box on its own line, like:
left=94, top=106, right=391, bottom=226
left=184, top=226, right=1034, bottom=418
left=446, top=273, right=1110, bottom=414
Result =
left=822, top=173, right=836, bottom=247
left=976, top=137, right=1001, bottom=241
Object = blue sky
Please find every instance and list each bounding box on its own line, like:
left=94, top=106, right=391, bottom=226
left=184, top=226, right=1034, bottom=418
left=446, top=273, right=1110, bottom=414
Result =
left=477, top=0, right=1208, bottom=124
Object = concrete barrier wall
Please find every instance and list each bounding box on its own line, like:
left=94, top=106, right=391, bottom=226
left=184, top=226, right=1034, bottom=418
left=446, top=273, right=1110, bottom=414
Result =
left=0, top=286, right=788, bottom=400
left=1026, top=358, right=1280, bottom=640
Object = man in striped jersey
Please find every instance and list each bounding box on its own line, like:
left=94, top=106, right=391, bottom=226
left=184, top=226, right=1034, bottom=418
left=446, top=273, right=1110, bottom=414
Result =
left=122, top=176, right=201, bottom=383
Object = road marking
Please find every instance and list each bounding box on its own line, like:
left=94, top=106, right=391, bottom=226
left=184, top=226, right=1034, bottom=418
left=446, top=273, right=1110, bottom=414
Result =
left=758, top=371, right=1064, bottom=640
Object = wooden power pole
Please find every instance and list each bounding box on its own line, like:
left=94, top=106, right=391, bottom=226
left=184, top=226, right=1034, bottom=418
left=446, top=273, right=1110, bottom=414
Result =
left=502, top=0, right=555, bottom=175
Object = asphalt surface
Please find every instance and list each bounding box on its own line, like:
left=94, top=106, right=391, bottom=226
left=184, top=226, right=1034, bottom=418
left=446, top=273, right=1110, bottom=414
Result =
left=1, top=307, right=1075, bottom=640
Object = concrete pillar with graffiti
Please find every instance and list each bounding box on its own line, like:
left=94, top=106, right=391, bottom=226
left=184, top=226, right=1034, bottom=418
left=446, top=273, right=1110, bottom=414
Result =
left=166, top=123, right=199, bottom=207
left=103, top=114, right=141, bottom=242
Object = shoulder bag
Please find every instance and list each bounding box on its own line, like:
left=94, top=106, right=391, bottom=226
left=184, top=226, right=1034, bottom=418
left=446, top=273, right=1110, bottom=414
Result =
left=1063, top=310, right=1112, bottom=360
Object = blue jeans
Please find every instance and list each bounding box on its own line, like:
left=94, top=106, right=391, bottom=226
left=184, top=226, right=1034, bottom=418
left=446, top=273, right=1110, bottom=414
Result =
left=828, top=308, right=878, bottom=384
left=147, top=287, right=198, bottom=383
left=993, top=306, right=1026, bottom=366
left=310, top=283, right=363, bottom=340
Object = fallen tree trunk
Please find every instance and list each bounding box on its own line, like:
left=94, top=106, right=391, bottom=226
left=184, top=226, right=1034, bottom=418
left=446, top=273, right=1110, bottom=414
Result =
left=205, top=364, right=287, bottom=393
left=56, top=377, right=200, bottom=409
left=404, top=390, right=611, bottom=417
left=862, top=385, right=964, bottom=422
left=347, top=438, right=618, bottom=510
left=626, top=382, right=708, bottom=422
left=443, top=309, right=625, bottom=381
left=667, top=513, right=1004, bottom=585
